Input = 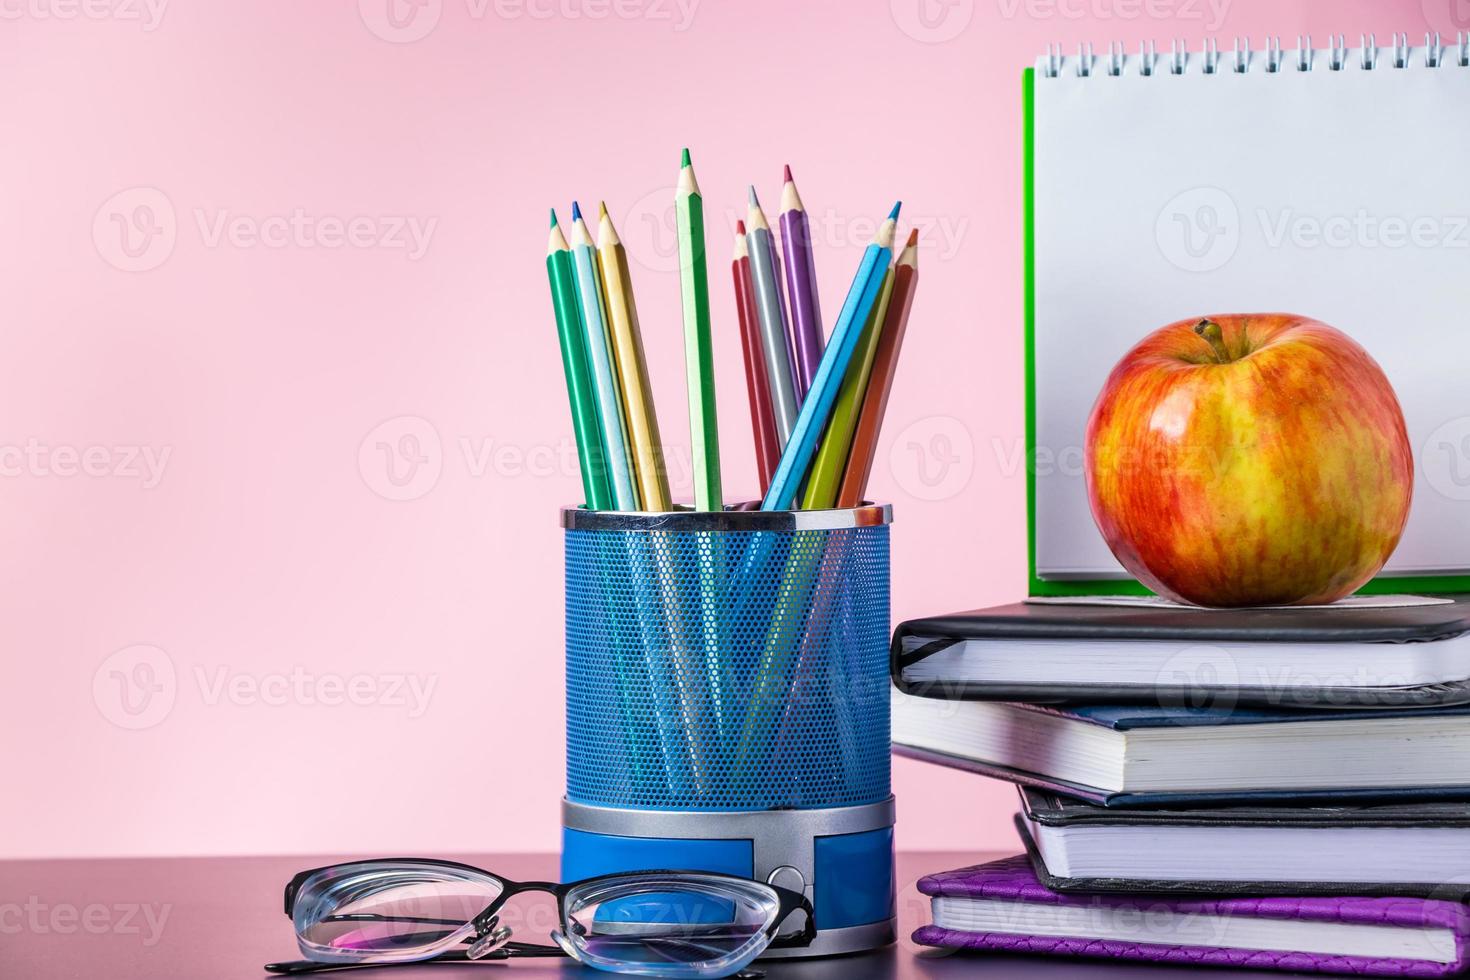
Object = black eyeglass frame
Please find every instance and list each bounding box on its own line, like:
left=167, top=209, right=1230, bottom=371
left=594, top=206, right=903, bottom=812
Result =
left=267, top=857, right=818, bottom=975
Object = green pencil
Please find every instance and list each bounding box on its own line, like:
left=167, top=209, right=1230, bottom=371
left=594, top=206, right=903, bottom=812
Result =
left=800, top=263, right=895, bottom=510
left=548, top=209, right=611, bottom=509
left=676, top=148, right=722, bottom=511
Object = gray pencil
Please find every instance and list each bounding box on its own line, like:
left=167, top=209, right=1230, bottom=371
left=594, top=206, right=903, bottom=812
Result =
left=746, top=187, right=799, bottom=447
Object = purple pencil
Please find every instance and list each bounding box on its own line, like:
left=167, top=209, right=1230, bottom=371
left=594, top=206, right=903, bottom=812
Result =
left=778, top=164, right=823, bottom=399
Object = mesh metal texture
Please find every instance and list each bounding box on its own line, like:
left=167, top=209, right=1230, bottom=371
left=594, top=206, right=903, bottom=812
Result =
left=566, top=523, right=891, bottom=811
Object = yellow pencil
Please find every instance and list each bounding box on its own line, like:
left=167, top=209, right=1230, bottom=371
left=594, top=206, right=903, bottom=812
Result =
left=596, top=202, right=671, bottom=511
left=801, top=262, right=896, bottom=509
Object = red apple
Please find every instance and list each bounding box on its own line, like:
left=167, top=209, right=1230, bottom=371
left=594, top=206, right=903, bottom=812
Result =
left=1085, top=313, right=1413, bottom=607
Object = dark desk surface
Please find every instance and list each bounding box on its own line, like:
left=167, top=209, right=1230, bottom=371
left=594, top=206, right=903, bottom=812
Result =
left=0, top=850, right=1293, bottom=979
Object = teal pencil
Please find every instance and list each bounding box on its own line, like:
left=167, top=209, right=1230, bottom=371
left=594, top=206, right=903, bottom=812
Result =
left=570, top=202, right=639, bottom=511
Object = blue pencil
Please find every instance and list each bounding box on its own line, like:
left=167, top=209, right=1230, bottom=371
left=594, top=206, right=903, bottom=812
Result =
left=761, top=203, right=899, bottom=510
left=569, top=202, right=639, bottom=511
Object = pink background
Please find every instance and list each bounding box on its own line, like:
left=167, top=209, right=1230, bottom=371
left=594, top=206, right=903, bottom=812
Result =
left=4, top=0, right=1449, bottom=859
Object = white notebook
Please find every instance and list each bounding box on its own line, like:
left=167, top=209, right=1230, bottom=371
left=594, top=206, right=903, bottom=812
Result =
left=1028, top=35, right=1470, bottom=590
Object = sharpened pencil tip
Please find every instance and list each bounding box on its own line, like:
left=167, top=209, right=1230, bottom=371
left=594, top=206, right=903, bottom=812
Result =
left=598, top=201, right=609, bottom=219
left=783, top=163, right=793, bottom=182
left=888, top=201, right=902, bottom=221
left=571, top=201, right=583, bottom=222
left=736, top=219, right=746, bottom=234
left=748, top=185, right=760, bottom=207
left=906, top=228, right=919, bottom=246
left=549, top=208, right=558, bottom=228
left=680, top=147, right=691, bottom=167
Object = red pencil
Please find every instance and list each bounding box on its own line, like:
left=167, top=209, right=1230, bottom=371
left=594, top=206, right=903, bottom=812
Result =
left=733, top=221, right=780, bottom=495
left=837, top=228, right=919, bottom=507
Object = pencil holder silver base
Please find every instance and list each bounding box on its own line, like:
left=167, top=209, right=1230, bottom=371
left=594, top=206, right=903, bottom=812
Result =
left=560, top=504, right=895, bottom=957
left=561, top=798, right=896, bottom=958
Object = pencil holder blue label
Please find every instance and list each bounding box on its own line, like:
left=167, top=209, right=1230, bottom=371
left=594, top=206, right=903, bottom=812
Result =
left=563, top=506, right=892, bottom=811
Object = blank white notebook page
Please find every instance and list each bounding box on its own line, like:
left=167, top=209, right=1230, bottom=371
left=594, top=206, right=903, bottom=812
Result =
left=1032, top=43, right=1470, bottom=580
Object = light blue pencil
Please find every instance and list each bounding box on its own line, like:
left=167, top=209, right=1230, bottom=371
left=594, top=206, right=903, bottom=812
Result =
left=761, top=203, right=899, bottom=510
left=570, top=202, right=639, bottom=511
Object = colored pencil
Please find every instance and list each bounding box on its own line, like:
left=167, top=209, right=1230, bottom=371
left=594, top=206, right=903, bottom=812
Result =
left=733, top=221, right=780, bottom=495
left=569, top=201, right=639, bottom=510
left=837, top=229, right=919, bottom=507
left=547, top=209, right=612, bottom=510
left=761, top=202, right=900, bottom=511
left=778, top=165, right=823, bottom=399
left=746, top=187, right=800, bottom=449
left=676, top=149, right=722, bottom=512
left=800, top=262, right=895, bottom=510
left=596, top=202, right=671, bottom=512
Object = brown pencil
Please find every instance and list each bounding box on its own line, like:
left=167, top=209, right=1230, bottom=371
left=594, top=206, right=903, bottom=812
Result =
left=733, top=221, right=780, bottom=494
left=836, top=229, right=919, bottom=507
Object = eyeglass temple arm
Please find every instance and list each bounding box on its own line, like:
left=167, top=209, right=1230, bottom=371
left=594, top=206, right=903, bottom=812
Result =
left=264, top=942, right=565, bottom=975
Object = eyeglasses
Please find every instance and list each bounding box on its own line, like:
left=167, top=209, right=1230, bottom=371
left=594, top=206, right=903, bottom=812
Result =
left=265, top=859, right=816, bottom=978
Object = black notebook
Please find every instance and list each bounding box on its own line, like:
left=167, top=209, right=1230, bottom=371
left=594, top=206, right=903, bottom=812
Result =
left=892, top=596, right=1470, bottom=708
left=1015, top=786, right=1470, bottom=899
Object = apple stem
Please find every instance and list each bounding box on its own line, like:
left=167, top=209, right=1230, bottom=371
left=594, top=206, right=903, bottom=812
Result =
left=1194, top=319, right=1231, bottom=363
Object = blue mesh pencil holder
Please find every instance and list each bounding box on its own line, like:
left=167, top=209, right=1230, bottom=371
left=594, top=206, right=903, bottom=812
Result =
left=560, top=504, right=895, bottom=957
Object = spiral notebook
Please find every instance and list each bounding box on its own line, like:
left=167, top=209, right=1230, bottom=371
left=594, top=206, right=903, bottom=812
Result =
left=1026, top=34, right=1470, bottom=596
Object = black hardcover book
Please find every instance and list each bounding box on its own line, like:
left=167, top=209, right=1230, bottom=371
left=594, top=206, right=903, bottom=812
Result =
left=1015, top=786, right=1470, bottom=898
left=892, top=596, right=1470, bottom=708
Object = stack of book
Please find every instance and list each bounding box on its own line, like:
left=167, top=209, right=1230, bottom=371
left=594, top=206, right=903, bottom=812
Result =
left=893, top=596, right=1470, bottom=977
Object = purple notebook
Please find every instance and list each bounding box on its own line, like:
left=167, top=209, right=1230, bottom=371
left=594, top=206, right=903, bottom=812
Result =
left=914, top=857, right=1470, bottom=977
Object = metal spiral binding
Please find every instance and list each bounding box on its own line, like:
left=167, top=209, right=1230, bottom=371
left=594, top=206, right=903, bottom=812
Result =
left=1038, top=32, right=1470, bottom=78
